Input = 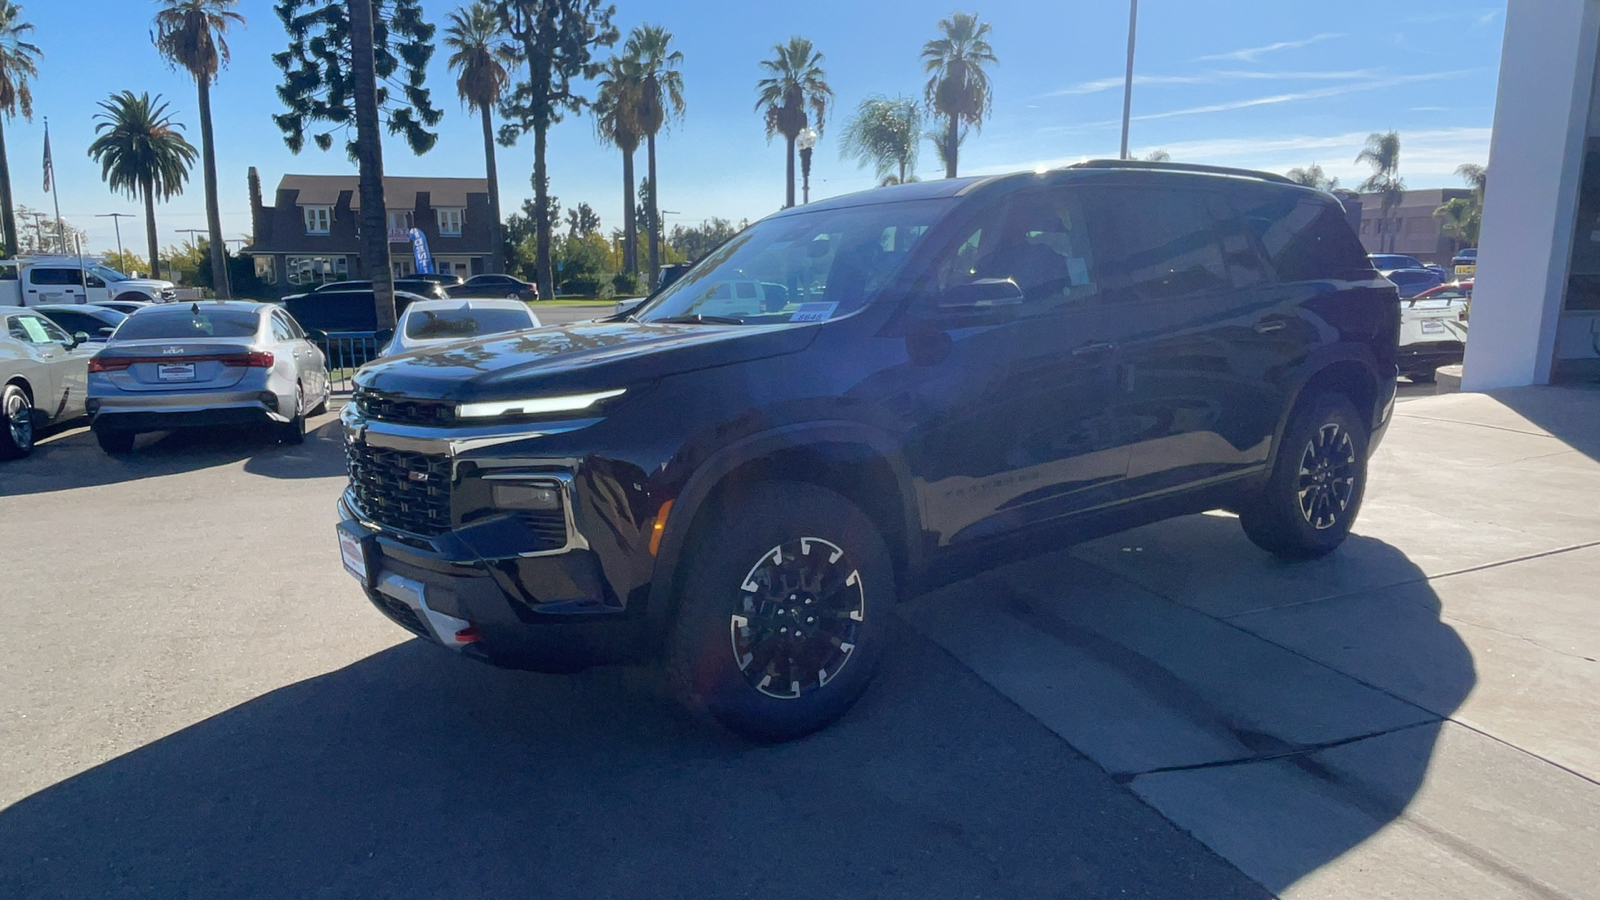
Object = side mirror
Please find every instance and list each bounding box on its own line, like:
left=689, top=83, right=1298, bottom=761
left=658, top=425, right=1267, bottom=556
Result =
left=71, top=331, right=92, bottom=348
left=938, top=278, right=1025, bottom=313
left=98, top=327, right=116, bottom=337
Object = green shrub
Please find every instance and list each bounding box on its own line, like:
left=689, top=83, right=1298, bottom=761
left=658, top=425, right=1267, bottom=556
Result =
left=612, top=271, right=644, bottom=295
left=560, top=275, right=605, bottom=298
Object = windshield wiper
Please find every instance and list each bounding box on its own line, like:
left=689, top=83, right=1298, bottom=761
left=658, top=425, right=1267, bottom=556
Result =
left=652, top=314, right=745, bottom=325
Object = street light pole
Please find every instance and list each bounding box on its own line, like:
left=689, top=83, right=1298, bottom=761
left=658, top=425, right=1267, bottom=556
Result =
left=96, top=213, right=135, bottom=263
left=797, top=127, right=818, bottom=205
left=1119, top=0, right=1139, bottom=161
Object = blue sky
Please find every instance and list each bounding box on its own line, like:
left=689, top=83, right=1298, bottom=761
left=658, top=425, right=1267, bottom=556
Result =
left=17, top=0, right=1505, bottom=257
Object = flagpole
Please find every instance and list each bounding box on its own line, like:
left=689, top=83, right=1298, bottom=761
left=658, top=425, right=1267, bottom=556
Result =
left=44, top=117, right=64, bottom=256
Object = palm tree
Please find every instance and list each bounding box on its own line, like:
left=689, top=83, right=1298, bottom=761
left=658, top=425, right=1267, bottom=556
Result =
left=153, top=0, right=241, bottom=297
left=1356, top=131, right=1405, bottom=252
left=626, top=24, right=684, bottom=285
left=841, top=95, right=921, bottom=186
left=921, top=12, right=997, bottom=179
left=1286, top=163, right=1339, bottom=191
left=0, top=1, right=39, bottom=260
left=756, top=36, right=831, bottom=209
left=87, top=92, right=197, bottom=279
left=594, top=55, right=642, bottom=276
left=445, top=2, right=515, bottom=274
left=1456, top=162, right=1487, bottom=198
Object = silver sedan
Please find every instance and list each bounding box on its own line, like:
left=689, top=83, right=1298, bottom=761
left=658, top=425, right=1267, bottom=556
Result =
left=1, top=308, right=94, bottom=459
left=86, top=301, right=330, bottom=454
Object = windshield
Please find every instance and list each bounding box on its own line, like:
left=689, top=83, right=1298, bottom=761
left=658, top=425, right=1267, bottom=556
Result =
left=115, top=309, right=261, bottom=340
left=89, top=265, right=131, bottom=282
left=405, top=307, right=532, bottom=340
left=634, top=199, right=953, bottom=325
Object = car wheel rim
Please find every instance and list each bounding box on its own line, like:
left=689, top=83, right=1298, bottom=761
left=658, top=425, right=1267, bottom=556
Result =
left=5, top=393, right=32, bottom=448
left=729, top=537, right=866, bottom=700
left=1296, top=423, right=1357, bottom=530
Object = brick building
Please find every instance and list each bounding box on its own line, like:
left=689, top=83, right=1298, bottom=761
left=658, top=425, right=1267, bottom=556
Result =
left=244, top=170, right=499, bottom=290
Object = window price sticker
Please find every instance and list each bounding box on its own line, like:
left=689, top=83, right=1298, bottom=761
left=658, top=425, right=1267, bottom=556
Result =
left=790, top=302, right=838, bottom=323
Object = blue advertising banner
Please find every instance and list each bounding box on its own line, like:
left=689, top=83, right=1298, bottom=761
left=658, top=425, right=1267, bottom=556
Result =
left=408, top=228, right=434, bottom=275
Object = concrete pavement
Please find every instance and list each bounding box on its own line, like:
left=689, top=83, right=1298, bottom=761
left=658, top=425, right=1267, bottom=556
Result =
left=1, top=384, right=1597, bottom=897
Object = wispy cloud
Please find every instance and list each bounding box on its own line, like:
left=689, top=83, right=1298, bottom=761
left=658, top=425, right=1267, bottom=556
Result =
left=1403, top=9, right=1499, bottom=26
left=1194, top=32, right=1344, bottom=63
left=1048, top=68, right=1377, bottom=97
left=1090, top=69, right=1482, bottom=126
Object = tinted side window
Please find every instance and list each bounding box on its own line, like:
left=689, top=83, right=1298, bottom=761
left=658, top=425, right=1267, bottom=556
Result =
left=270, top=313, right=295, bottom=342
left=29, top=268, right=83, bottom=286
left=1239, top=192, right=1370, bottom=282
left=1079, top=188, right=1228, bottom=302
left=925, top=189, right=1098, bottom=317
left=1209, top=195, right=1270, bottom=288
left=45, top=311, right=94, bottom=334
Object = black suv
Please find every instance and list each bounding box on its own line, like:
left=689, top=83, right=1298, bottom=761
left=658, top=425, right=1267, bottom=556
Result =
left=336, top=162, right=1398, bottom=741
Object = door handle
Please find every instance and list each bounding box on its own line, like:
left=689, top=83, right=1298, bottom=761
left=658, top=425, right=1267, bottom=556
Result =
left=1253, top=320, right=1287, bottom=334
left=1072, top=341, right=1117, bottom=356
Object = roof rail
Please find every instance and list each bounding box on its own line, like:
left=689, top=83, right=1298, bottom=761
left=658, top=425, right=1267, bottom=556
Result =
left=1068, top=159, right=1296, bottom=186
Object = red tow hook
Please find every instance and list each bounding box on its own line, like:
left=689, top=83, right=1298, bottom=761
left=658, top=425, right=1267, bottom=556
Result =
left=454, top=626, right=482, bottom=644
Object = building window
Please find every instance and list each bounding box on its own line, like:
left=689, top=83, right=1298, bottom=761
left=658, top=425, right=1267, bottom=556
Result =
left=387, top=211, right=411, bottom=232
left=303, top=206, right=332, bottom=234
left=254, top=255, right=277, bottom=285
left=285, top=255, right=348, bottom=286
left=393, top=259, right=415, bottom=279
left=437, top=208, right=464, bottom=236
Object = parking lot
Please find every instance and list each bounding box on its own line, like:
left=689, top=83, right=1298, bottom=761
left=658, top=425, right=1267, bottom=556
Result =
left=3, top=384, right=1598, bottom=899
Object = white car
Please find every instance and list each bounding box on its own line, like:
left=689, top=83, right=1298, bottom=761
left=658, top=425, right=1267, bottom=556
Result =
left=383, top=298, right=543, bottom=357
left=1, top=307, right=94, bottom=458
left=0, top=257, right=178, bottom=306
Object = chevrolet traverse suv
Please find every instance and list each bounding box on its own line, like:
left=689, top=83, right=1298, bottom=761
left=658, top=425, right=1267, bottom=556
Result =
left=336, top=162, right=1399, bottom=741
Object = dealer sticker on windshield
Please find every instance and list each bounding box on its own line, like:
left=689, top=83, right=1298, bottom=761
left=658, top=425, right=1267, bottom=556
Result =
left=790, top=302, right=838, bottom=323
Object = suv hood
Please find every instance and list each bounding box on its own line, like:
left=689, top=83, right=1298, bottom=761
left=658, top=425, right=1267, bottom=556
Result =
left=354, top=320, right=818, bottom=403
left=113, top=278, right=176, bottom=292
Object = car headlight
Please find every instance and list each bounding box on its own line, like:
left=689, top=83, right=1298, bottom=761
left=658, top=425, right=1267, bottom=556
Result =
left=456, top=388, right=626, bottom=419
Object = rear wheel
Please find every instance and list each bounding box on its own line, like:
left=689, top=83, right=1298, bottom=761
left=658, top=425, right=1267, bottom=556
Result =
left=666, top=482, right=894, bottom=742
left=94, top=427, right=136, bottom=455
left=0, top=384, right=36, bottom=459
left=1408, top=369, right=1437, bottom=384
left=280, top=384, right=306, bottom=445
left=1240, top=393, right=1369, bottom=559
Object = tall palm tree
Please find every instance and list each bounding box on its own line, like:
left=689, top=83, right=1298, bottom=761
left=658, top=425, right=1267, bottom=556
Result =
left=1286, top=163, right=1339, bottom=191
left=1356, top=131, right=1405, bottom=252
left=1456, top=162, right=1487, bottom=198
left=0, top=1, right=39, bottom=260
left=756, top=36, right=831, bottom=209
left=625, top=24, right=684, bottom=284
left=594, top=55, right=642, bottom=277
left=87, top=92, right=197, bottom=279
left=921, top=12, right=996, bottom=179
left=841, top=95, right=920, bottom=186
left=153, top=0, right=242, bottom=297
left=445, top=2, right=515, bottom=274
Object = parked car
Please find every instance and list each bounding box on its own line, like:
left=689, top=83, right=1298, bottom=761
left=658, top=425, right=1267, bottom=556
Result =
left=0, top=258, right=177, bottom=306
left=1383, top=267, right=1446, bottom=299
left=1452, top=248, right=1477, bottom=280
left=281, top=289, right=427, bottom=368
left=1, top=307, right=93, bottom=458
left=33, top=304, right=128, bottom=344
left=450, top=273, right=539, bottom=302
left=382, top=298, right=543, bottom=357
left=407, top=272, right=466, bottom=289
left=1368, top=253, right=1425, bottom=272
left=291, top=279, right=450, bottom=302
left=92, top=299, right=154, bottom=316
left=86, top=302, right=331, bottom=453
left=336, top=162, right=1399, bottom=741
left=1399, top=281, right=1472, bottom=382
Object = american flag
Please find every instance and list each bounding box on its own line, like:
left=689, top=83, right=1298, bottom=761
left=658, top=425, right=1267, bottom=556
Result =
left=42, top=128, right=53, bottom=193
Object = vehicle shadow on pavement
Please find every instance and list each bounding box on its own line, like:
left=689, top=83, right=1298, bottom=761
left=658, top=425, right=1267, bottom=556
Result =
left=0, top=417, right=346, bottom=496
left=0, top=629, right=1274, bottom=900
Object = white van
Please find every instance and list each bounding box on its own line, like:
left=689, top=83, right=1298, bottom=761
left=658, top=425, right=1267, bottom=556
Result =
left=0, top=257, right=178, bottom=307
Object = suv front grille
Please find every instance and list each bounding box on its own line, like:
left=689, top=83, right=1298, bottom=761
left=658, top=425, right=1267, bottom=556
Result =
left=346, top=443, right=453, bottom=536
left=355, top=389, right=458, bottom=427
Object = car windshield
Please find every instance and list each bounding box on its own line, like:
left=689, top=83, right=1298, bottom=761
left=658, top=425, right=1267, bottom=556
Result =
left=89, top=265, right=131, bottom=282
left=405, top=307, right=532, bottom=340
left=633, top=199, right=953, bottom=325
left=115, top=308, right=261, bottom=340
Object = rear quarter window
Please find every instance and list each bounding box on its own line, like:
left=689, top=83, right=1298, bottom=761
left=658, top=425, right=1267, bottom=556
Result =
left=1238, top=191, right=1371, bottom=282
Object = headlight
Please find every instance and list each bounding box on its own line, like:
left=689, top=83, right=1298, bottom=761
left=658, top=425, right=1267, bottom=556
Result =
left=456, top=388, right=625, bottom=419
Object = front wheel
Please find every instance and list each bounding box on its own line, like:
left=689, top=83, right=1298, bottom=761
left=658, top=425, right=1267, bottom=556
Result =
left=666, top=482, right=894, bottom=742
left=1239, top=394, right=1370, bottom=560
left=0, top=384, right=36, bottom=459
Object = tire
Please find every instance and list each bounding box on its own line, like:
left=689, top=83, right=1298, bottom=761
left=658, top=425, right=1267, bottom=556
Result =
left=666, top=482, right=895, bottom=742
left=1409, top=369, right=1436, bottom=384
left=1240, top=393, right=1370, bottom=560
left=0, top=384, right=36, bottom=459
left=280, top=384, right=307, bottom=445
left=94, top=427, right=136, bottom=455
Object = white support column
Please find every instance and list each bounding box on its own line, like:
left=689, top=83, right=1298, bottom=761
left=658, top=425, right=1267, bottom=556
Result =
left=1462, top=0, right=1600, bottom=390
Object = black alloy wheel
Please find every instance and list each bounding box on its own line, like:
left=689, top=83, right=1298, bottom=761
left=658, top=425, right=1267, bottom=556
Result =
left=730, top=536, right=867, bottom=700
left=0, top=384, right=35, bottom=459
left=1296, top=423, right=1358, bottom=531
left=1240, top=393, right=1370, bottom=560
